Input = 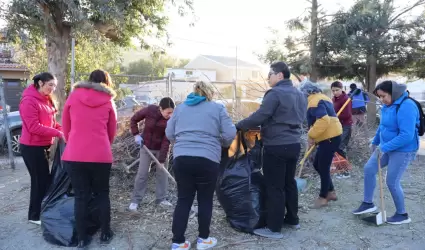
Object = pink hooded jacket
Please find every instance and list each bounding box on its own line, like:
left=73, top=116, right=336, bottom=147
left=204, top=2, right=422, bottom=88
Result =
left=61, top=82, right=117, bottom=163
left=19, top=84, right=62, bottom=146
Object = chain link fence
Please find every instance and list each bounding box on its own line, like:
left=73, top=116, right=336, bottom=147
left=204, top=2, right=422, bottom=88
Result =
left=0, top=77, right=16, bottom=169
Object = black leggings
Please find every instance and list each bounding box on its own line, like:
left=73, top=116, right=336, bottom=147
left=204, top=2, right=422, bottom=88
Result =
left=313, top=136, right=341, bottom=198
left=65, top=161, right=111, bottom=241
left=20, top=144, right=52, bottom=221
left=171, top=156, right=219, bottom=244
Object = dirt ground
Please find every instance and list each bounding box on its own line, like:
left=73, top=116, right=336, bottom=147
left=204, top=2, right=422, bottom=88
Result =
left=1, top=153, right=425, bottom=250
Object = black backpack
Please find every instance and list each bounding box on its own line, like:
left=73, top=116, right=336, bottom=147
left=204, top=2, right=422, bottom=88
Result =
left=396, top=93, right=425, bottom=136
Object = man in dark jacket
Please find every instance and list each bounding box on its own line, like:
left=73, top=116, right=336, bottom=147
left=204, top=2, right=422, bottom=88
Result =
left=236, top=62, right=307, bottom=239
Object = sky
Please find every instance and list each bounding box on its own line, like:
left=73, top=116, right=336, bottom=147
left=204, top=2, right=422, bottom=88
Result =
left=163, top=0, right=421, bottom=65
left=164, top=0, right=348, bottom=65
left=0, top=0, right=422, bottom=66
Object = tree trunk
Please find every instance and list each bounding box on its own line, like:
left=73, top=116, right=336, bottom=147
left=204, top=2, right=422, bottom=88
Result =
left=46, top=27, right=71, bottom=119
left=309, top=0, right=319, bottom=82
left=366, top=54, right=377, bottom=127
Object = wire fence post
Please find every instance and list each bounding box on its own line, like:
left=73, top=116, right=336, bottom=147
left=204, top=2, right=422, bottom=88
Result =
left=168, top=74, right=174, bottom=99
left=0, top=77, right=15, bottom=169
left=166, top=73, right=170, bottom=97
left=232, top=80, right=237, bottom=117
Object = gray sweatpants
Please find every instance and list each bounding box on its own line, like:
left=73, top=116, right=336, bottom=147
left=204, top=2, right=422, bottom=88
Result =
left=130, top=147, right=168, bottom=204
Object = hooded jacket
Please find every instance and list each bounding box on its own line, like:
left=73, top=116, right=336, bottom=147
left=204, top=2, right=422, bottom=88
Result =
left=349, top=88, right=369, bottom=113
left=130, top=105, right=171, bottom=163
left=165, top=93, right=236, bottom=163
left=19, top=84, right=62, bottom=146
left=307, top=93, right=343, bottom=143
left=372, top=82, right=420, bottom=153
left=332, top=91, right=353, bottom=127
left=61, top=81, right=117, bottom=163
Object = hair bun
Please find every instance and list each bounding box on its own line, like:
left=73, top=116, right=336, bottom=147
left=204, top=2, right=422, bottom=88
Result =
left=32, top=74, right=40, bottom=81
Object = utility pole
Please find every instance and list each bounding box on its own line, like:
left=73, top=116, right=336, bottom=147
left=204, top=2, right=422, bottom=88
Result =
left=0, top=77, right=15, bottom=169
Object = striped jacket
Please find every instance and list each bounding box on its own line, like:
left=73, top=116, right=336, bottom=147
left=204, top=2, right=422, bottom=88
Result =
left=307, top=93, right=342, bottom=143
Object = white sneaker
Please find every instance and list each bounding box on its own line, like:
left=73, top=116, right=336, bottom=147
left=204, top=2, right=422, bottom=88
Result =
left=159, top=200, right=173, bottom=207
left=197, top=237, right=217, bottom=250
left=128, top=203, right=138, bottom=211
left=171, top=241, right=191, bottom=249
left=29, top=220, right=41, bottom=225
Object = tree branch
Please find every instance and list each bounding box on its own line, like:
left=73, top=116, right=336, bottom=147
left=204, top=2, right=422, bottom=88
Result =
left=389, top=0, right=425, bottom=25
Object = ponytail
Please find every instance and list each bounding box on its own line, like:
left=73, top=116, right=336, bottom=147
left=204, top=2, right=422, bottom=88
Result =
left=32, top=72, right=57, bottom=111
left=33, top=72, right=55, bottom=90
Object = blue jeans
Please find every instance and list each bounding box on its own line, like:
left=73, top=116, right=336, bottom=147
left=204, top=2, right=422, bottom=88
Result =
left=364, top=150, right=416, bottom=214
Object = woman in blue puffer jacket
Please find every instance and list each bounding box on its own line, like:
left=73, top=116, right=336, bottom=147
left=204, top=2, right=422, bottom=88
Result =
left=352, top=80, right=419, bottom=225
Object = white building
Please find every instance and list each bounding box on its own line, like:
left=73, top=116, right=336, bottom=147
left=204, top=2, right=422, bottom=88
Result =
left=164, top=68, right=217, bottom=82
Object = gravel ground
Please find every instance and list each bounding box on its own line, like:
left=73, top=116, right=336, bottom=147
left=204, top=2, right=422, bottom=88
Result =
left=1, top=154, right=425, bottom=250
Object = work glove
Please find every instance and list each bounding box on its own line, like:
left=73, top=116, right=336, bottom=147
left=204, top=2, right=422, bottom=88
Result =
left=135, top=135, right=144, bottom=146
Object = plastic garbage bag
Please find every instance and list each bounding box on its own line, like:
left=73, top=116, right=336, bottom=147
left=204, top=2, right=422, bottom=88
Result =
left=247, top=135, right=262, bottom=171
left=40, top=139, right=100, bottom=246
left=216, top=131, right=266, bottom=233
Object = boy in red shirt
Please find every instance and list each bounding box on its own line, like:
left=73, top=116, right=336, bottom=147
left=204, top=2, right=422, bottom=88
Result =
left=331, top=81, right=353, bottom=178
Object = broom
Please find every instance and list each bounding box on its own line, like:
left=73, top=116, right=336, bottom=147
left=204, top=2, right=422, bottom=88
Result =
left=362, top=150, right=386, bottom=225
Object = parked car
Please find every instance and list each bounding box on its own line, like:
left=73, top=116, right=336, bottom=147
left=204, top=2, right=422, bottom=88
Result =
left=116, top=96, right=142, bottom=117
left=0, top=111, right=23, bottom=156
left=0, top=104, right=10, bottom=112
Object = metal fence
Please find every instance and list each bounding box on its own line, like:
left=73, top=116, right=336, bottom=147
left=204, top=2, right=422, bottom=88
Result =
left=74, top=72, right=267, bottom=122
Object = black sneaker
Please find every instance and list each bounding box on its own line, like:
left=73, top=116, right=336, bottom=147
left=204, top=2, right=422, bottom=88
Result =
left=100, top=230, right=114, bottom=245
left=352, top=202, right=377, bottom=215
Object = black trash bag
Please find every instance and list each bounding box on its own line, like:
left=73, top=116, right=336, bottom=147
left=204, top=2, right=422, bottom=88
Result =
left=40, top=140, right=101, bottom=247
left=216, top=131, right=267, bottom=233
left=247, top=135, right=263, bottom=171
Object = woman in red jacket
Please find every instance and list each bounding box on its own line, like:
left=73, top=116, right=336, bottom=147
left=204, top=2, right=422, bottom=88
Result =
left=128, top=97, right=175, bottom=211
left=61, top=69, right=117, bottom=249
left=19, top=72, right=63, bottom=226
left=331, top=81, right=353, bottom=178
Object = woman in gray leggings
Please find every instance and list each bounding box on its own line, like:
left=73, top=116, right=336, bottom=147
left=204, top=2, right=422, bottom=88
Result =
left=128, top=97, right=175, bottom=211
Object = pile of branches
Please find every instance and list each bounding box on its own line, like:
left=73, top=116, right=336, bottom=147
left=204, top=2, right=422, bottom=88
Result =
left=347, top=122, right=377, bottom=167
left=112, top=104, right=146, bottom=171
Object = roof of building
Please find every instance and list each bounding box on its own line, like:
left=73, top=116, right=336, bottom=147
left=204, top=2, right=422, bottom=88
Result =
left=0, top=63, right=28, bottom=71
left=201, top=55, right=261, bottom=69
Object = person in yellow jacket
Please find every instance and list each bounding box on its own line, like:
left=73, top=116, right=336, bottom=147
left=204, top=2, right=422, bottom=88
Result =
left=299, top=80, right=343, bottom=208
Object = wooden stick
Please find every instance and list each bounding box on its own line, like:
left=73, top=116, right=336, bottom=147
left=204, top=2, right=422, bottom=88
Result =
left=377, top=150, right=386, bottom=223
left=125, top=159, right=140, bottom=173
left=142, top=145, right=176, bottom=184
left=297, top=144, right=316, bottom=178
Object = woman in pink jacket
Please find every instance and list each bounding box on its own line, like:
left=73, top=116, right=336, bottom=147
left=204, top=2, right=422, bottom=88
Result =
left=19, top=72, right=63, bottom=226
left=61, top=69, right=117, bottom=249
